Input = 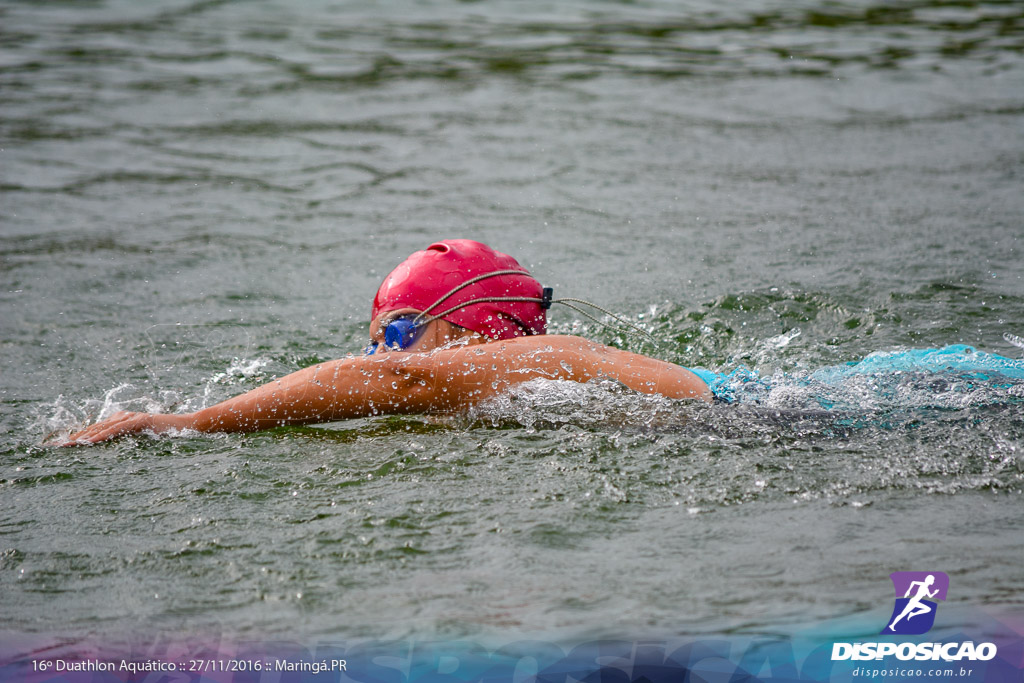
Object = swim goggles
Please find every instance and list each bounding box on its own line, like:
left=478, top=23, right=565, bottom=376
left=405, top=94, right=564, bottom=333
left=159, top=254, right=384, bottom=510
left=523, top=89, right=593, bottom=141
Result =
left=365, top=270, right=551, bottom=355
left=364, top=315, right=423, bottom=355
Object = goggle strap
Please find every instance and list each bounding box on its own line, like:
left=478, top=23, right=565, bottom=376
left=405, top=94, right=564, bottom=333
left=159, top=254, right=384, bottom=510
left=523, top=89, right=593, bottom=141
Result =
left=416, top=295, right=661, bottom=347
left=551, top=298, right=661, bottom=347
left=414, top=296, right=545, bottom=327
left=414, top=269, right=535, bottom=323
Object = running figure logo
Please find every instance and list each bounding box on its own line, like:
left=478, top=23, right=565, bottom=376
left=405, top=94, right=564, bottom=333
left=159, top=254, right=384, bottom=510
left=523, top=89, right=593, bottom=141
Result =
left=882, top=571, right=949, bottom=635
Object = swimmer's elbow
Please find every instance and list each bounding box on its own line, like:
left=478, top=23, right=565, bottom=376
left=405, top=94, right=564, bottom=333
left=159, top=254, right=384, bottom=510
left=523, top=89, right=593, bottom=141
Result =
left=375, top=356, right=443, bottom=414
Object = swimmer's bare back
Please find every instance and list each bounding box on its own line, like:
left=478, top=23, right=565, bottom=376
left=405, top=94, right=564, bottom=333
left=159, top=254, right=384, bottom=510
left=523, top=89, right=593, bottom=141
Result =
left=62, top=335, right=710, bottom=446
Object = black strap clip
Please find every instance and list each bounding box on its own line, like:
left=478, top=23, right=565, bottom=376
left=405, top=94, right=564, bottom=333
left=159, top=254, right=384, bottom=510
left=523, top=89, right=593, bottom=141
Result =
left=541, top=287, right=553, bottom=309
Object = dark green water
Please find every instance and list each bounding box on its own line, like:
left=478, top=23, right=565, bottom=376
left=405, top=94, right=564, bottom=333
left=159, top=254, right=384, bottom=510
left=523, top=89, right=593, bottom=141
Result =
left=1, top=0, right=1023, bottom=646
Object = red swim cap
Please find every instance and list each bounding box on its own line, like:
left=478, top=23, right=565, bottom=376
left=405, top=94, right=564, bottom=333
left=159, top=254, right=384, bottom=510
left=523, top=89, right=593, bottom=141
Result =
left=372, top=240, right=547, bottom=340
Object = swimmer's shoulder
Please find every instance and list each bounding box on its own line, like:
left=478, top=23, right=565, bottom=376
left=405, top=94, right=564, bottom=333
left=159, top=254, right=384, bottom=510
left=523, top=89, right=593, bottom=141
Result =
left=422, top=334, right=710, bottom=401
left=492, top=335, right=711, bottom=400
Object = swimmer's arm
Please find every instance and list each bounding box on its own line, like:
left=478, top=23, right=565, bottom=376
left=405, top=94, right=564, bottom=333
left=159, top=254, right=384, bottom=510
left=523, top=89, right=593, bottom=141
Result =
left=184, top=355, right=438, bottom=431
left=63, top=355, right=434, bottom=445
left=62, top=338, right=710, bottom=444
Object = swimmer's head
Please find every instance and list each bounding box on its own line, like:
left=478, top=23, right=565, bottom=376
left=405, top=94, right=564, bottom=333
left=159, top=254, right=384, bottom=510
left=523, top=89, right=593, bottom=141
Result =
left=372, top=240, right=547, bottom=341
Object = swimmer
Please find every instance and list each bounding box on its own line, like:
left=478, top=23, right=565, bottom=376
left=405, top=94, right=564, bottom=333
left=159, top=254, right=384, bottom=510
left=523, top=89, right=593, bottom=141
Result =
left=63, top=240, right=711, bottom=445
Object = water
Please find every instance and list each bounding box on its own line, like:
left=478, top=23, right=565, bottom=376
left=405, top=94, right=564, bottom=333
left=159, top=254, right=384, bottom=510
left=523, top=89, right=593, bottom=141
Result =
left=2, top=0, right=1023, bottom=649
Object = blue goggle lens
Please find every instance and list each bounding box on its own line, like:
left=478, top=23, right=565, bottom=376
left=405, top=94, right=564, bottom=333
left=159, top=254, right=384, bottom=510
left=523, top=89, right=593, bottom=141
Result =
left=365, top=317, right=422, bottom=355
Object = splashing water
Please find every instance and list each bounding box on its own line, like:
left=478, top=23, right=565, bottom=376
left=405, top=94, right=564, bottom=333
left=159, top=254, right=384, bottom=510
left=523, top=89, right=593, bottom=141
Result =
left=1005, top=332, right=1024, bottom=354
left=698, top=345, right=1024, bottom=411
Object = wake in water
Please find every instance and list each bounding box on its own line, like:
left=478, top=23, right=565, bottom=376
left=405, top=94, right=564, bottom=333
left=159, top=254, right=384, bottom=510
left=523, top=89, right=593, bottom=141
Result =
left=690, top=345, right=1024, bottom=411
left=35, top=356, right=277, bottom=444
left=467, top=344, right=1024, bottom=437
left=37, top=332, right=1024, bottom=444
